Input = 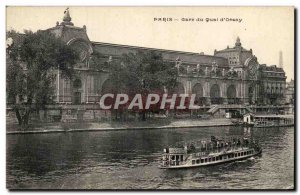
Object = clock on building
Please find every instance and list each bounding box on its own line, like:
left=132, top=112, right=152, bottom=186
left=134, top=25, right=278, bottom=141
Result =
left=245, top=56, right=259, bottom=79
left=248, top=62, right=257, bottom=77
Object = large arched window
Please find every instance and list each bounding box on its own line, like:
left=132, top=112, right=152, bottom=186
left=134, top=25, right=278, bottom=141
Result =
left=192, top=83, right=204, bottom=105
left=73, top=79, right=82, bottom=89
left=210, top=84, right=221, bottom=104
left=101, top=79, right=115, bottom=94
left=210, top=84, right=220, bottom=98
left=248, top=86, right=254, bottom=104
left=227, top=85, right=237, bottom=104
left=192, top=83, right=203, bottom=98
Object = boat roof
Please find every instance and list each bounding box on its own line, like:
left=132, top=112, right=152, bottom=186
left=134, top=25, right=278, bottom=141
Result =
left=254, top=114, right=294, bottom=119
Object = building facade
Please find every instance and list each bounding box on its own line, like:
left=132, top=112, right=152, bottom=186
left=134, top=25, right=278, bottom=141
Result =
left=8, top=10, right=287, bottom=107
left=285, top=79, right=294, bottom=104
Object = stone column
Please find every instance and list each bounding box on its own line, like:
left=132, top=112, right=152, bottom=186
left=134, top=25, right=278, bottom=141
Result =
left=186, top=80, right=192, bottom=95
left=56, top=70, right=60, bottom=103
left=205, top=82, right=211, bottom=105
left=83, top=75, right=86, bottom=103
left=222, top=82, right=228, bottom=104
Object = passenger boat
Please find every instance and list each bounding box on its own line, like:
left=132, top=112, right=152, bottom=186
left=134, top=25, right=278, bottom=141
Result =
left=253, top=114, right=294, bottom=128
left=243, top=113, right=294, bottom=128
left=160, top=136, right=261, bottom=169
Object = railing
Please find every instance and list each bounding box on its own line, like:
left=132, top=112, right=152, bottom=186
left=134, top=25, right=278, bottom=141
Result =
left=207, top=104, right=253, bottom=114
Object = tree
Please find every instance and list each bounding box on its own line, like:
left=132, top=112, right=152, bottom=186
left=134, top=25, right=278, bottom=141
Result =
left=6, top=30, right=79, bottom=128
left=108, top=51, right=178, bottom=120
left=122, top=51, right=178, bottom=95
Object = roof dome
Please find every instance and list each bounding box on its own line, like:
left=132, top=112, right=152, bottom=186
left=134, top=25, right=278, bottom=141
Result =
left=235, top=36, right=241, bottom=47
left=61, top=8, right=74, bottom=26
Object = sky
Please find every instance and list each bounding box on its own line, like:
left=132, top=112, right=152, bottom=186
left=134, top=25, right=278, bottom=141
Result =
left=6, top=6, right=294, bottom=80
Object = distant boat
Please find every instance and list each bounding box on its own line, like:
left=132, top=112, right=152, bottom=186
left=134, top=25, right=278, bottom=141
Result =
left=243, top=113, right=294, bottom=128
left=159, top=136, right=261, bottom=169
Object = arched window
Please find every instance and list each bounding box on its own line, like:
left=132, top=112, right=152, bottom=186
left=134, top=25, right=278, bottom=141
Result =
left=73, top=79, right=82, bottom=89
left=210, top=84, right=221, bottom=104
left=192, top=83, right=203, bottom=98
left=227, top=85, right=237, bottom=104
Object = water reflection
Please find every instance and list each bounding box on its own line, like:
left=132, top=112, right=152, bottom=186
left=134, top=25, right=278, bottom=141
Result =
left=7, top=126, right=294, bottom=189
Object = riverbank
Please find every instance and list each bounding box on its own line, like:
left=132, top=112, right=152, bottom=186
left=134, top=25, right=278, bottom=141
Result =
left=6, top=118, right=234, bottom=135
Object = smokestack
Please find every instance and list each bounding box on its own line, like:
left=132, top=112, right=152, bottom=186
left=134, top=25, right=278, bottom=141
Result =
left=279, top=51, right=283, bottom=68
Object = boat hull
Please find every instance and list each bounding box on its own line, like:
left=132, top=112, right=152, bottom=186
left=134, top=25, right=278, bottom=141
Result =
left=159, top=149, right=262, bottom=169
left=254, top=124, right=294, bottom=128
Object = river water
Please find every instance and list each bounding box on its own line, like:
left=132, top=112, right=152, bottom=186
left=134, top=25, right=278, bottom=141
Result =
left=7, top=126, right=294, bottom=190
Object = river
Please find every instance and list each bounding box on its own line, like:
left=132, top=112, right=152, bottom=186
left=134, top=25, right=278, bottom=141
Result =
left=6, top=126, right=294, bottom=189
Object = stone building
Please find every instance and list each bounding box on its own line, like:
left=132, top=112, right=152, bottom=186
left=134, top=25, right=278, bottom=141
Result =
left=8, top=9, right=287, bottom=109
left=258, top=64, right=286, bottom=105
left=285, top=79, right=294, bottom=104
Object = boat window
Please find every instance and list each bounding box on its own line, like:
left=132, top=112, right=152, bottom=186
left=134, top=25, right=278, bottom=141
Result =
left=196, top=159, right=200, bottom=164
left=181, top=155, right=183, bottom=161
left=176, top=155, right=179, bottom=160
left=216, top=156, right=219, bottom=161
left=171, top=156, right=175, bottom=160
left=238, top=153, right=240, bottom=156
left=192, top=160, right=195, bottom=165
left=213, top=157, right=215, bottom=161
left=201, top=159, right=204, bottom=163
left=235, top=153, right=237, bottom=157
left=209, top=158, right=212, bottom=162
left=205, top=158, right=208, bottom=163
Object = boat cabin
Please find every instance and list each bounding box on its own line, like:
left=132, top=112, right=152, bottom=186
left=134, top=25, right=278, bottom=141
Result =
left=243, top=113, right=294, bottom=127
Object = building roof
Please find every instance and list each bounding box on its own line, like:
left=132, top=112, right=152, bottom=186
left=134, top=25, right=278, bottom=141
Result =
left=215, top=37, right=252, bottom=53
left=254, top=114, right=294, bottom=118
left=92, top=41, right=229, bottom=66
left=216, top=46, right=251, bottom=53
left=259, top=64, right=285, bottom=72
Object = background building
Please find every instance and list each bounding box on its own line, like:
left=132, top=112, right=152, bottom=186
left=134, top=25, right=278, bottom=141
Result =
left=285, top=79, right=294, bottom=104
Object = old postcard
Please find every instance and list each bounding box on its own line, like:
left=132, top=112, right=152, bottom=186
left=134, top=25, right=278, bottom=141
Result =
left=6, top=6, right=295, bottom=190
